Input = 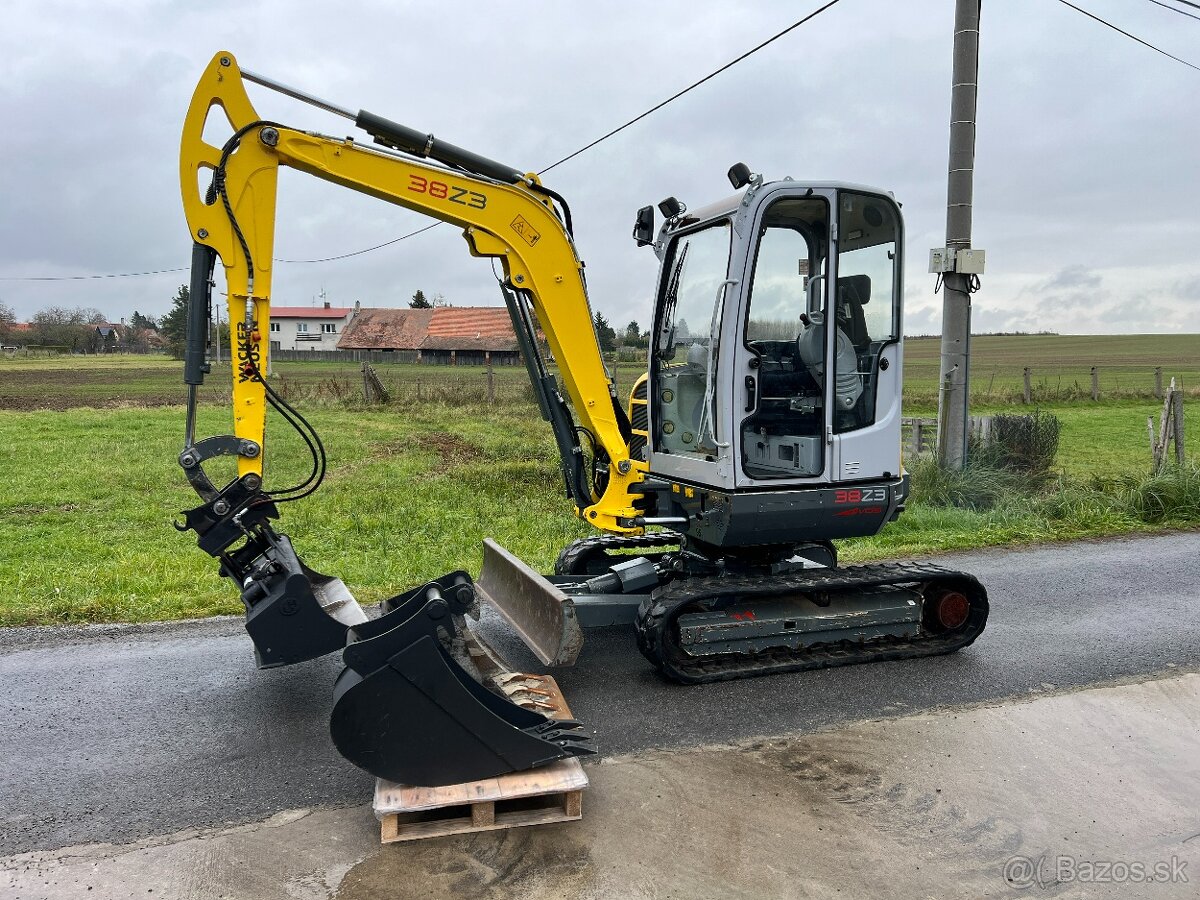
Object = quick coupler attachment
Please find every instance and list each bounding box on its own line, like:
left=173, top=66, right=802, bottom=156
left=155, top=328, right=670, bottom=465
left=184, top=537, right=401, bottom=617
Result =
left=330, top=575, right=593, bottom=787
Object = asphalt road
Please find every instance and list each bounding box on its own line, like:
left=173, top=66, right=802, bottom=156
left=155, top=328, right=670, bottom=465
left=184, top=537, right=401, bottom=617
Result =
left=1, top=531, right=1197, bottom=856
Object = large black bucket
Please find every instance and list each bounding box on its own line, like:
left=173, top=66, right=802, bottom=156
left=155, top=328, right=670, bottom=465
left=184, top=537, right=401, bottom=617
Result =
left=329, top=576, right=591, bottom=786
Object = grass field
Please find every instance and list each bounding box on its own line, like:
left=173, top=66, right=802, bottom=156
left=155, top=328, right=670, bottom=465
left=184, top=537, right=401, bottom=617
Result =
left=903, top=333, right=1200, bottom=407
left=5, top=332, right=1197, bottom=411
left=0, top=335, right=1196, bottom=625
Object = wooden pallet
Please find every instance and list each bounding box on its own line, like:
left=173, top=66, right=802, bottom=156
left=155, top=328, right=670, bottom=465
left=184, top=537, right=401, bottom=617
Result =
left=373, top=674, right=588, bottom=843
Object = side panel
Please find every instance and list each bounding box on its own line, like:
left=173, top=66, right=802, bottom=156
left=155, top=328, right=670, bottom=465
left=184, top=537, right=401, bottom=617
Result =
left=670, top=478, right=907, bottom=547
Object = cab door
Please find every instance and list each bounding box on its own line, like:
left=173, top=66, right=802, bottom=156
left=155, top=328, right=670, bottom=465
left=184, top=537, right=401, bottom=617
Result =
left=732, top=188, right=837, bottom=488
left=731, top=187, right=904, bottom=488
left=828, top=191, right=904, bottom=483
left=647, top=217, right=738, bottom=491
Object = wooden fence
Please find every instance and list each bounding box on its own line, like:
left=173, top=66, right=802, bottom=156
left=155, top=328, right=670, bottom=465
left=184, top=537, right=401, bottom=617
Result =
left=902, top=416, right=994, bottom=458
left=1149, top=379, right=1187, bottom=472
left=1011, top=366, right=1179, bottom=403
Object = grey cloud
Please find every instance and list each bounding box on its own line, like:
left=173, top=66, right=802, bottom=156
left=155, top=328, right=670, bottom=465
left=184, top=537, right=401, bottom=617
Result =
left=1, top=0, right=1198, bottom=341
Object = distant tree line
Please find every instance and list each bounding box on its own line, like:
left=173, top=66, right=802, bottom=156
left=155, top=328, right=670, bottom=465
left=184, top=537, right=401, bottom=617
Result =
left=592, top=313, right=649, bottom=353
left=0, top=300, right=164, bottom=352
left=0, top=298, right=166, bottom=353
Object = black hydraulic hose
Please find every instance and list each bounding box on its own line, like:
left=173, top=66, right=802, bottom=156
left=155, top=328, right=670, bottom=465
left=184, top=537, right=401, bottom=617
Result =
left=526, top=182, right=574, bottom=237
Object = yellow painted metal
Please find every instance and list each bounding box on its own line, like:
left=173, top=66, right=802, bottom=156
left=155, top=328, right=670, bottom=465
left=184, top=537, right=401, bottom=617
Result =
left=180, top=51, right=646, bottom=532
left=180, top=52, right=279, bottom=481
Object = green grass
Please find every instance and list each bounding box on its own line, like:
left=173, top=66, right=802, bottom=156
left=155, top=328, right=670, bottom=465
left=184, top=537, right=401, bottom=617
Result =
left=1, top=336, right=1197, bottom=625
left=0, top=403, right=592, bottom=625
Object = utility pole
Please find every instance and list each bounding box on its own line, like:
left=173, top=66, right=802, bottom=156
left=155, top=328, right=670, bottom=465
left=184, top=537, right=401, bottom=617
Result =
left=934, top=0, right=985, bottom=469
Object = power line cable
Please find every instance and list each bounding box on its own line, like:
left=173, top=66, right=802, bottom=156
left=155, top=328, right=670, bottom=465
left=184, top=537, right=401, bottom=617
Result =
left=5, top=1, right=845, bottom=282
left=1056, top=0, right=1200, bottom=72
left=1147, top=0, right=1200, bottom=22
left=0, top=266, right=187, bottom=282
left=275, top=223, right=439, bottom=263
left=538, top=0, right=844, bottom=174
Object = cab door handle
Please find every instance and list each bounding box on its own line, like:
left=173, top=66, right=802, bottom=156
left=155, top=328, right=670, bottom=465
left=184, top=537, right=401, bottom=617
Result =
left=744, top=375, right=757, bottom=412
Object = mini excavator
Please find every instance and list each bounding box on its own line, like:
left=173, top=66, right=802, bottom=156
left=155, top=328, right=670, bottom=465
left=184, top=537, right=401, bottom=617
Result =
left=176, top=53, right=988, bottom=787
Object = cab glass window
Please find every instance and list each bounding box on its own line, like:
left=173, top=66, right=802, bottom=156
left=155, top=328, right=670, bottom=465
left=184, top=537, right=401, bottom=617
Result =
left=653, top=221, right=732, bottom=458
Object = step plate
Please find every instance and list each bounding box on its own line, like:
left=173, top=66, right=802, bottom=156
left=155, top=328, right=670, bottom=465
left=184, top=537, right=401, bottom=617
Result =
left=475, top=539, right=584, bottom=667
left=677, top=588, right=921, bottom=656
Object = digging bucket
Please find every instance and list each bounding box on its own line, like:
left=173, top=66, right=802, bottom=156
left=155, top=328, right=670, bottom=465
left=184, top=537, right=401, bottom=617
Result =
left=329, top=576, right=591, bottom=786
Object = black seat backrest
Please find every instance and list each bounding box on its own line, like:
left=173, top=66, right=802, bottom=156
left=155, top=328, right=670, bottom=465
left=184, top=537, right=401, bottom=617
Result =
left=837, top=274, right=871, bottom=349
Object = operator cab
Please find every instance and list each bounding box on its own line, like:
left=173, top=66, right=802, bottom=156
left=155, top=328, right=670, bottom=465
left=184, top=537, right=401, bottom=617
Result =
left=643, top=175, right=906, bottom=547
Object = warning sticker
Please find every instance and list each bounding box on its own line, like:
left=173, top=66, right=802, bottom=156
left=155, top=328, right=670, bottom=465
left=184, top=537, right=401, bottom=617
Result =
left=511, top=215, right=541, bottom=247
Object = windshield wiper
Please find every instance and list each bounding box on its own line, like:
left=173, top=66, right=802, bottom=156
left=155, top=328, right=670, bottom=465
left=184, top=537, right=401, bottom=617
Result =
left=655, top=242, right=689, bottom=362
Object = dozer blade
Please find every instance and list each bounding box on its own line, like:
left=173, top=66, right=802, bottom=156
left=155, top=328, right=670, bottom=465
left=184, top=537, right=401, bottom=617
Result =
left=329, top=576, right=592, bottom=787
left=475, top=538, right=584, bottom=666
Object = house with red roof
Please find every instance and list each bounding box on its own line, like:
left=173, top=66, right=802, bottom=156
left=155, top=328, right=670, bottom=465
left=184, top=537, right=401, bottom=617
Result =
left=336, top=306, right=522, bottom=365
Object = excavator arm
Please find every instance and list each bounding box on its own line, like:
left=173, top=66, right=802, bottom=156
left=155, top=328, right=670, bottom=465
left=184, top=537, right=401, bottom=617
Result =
left=179, top=51, right=646, bottom=533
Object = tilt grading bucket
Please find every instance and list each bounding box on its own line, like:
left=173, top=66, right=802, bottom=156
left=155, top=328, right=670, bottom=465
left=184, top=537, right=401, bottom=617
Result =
left=329, top=569, right=592, bottom=787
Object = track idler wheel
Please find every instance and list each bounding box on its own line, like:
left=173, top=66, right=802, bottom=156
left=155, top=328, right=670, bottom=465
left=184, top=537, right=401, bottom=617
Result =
left=329, top=576, right=592, bottom=787
left=924, top=586, right=972, bottom=632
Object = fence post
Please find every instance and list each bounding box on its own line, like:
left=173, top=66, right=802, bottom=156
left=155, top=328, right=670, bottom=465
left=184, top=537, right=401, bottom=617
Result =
left=1155, top=367, right=1163, bottom=399
left=1023, top=367, right=1031, bottom=404
left=911, top=419, right=923, bottom=457
left=1173, top=386, right=1185, bottom=465
left=1091, top=366, right=1099, bottom=402
left=486, top=354, right=495, bottom=404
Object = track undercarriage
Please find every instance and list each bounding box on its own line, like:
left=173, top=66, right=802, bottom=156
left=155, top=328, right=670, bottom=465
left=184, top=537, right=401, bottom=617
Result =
left=548, top=534, right=989, bottom=685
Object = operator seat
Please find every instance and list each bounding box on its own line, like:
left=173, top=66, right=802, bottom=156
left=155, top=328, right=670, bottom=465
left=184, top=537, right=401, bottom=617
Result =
left=837, top=274, right=871, bottom=350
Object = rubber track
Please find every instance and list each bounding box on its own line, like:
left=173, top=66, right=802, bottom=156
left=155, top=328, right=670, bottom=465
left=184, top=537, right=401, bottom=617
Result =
left=554, top=533, right=681, bottom=576
left=634, top=562, right=989, bottom=684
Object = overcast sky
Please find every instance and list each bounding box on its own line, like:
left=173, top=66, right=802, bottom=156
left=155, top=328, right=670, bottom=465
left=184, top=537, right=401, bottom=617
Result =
left=2, top=0, right=1198, bottom=335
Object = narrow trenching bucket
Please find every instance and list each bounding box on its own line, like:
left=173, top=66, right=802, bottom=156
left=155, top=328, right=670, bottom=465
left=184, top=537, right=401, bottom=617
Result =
left=236, top=529, right=369, bottom=669
left=329, top=574, right=592, bottom=787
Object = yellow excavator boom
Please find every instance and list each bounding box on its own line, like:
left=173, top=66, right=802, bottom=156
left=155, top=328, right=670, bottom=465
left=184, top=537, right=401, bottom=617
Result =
left=180, top=51, right=646, bottom=533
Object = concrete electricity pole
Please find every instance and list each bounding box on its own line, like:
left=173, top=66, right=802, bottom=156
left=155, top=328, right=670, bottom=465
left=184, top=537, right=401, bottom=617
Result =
left=934, top=0, right=985, bottom=469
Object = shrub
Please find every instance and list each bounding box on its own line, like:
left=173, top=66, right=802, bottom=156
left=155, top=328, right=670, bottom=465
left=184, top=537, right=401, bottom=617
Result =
left=976, top=410, right=1061, bottom=475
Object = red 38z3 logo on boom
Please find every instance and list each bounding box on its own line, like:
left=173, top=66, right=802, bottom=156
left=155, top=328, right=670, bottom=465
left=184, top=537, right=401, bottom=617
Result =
left=407, top=174, right=487, bottom=209
left=833, top=487, right=886, bottom=517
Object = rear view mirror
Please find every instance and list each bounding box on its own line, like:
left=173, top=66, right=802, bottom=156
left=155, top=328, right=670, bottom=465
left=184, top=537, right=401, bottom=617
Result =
left=633, top=205, right=655, bottom=247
